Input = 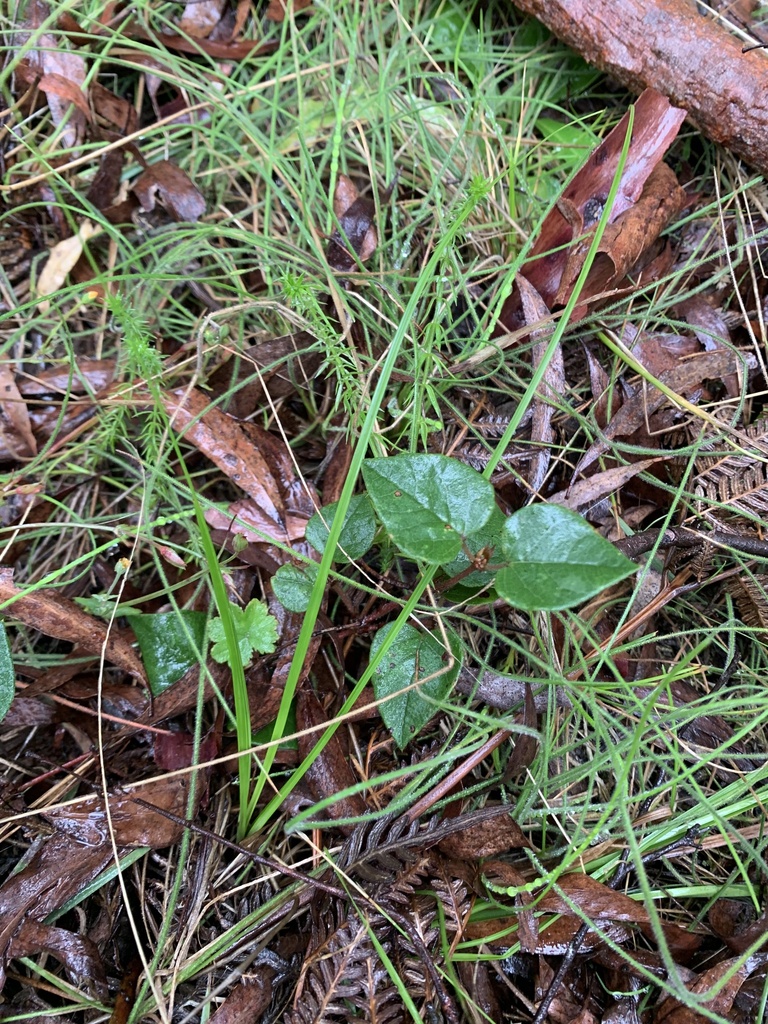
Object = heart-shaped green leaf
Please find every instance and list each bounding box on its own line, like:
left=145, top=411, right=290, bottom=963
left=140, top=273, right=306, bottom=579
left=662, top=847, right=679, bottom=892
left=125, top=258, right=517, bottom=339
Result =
left=362, top=454, right=495, bottom=563
left=371, top=622, right=461, bottom=748
left=496, top=504, right=635, bottom=611
left=306, top=494, right=375, bottom=564
left=272, top=562, right=319, bottom=613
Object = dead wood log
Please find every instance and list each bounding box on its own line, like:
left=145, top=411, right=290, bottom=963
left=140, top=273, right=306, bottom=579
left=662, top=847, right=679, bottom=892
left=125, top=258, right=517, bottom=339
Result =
left=509, top=0, right=768, bottom=178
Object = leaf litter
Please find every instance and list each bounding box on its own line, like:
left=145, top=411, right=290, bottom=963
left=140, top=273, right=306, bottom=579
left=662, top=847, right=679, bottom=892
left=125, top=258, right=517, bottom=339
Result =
left=1, top=3, right=768, bottom=1022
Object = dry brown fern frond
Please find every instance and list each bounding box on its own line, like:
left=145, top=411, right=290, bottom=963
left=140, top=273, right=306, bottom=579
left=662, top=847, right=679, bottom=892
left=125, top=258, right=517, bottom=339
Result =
left=286, top=901, right=402, bottom=1024
left=694, top=416, right=768, bottom=526
left=727, top=573, right=768, bottom=630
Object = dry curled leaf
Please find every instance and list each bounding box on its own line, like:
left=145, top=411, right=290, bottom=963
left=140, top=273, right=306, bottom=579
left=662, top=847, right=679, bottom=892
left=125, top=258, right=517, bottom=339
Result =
left=131, top=160, right=206, bottom=222
left=36, top=220, right=102, bottom=312
left=0, top=366, right=36, bottom=460
left=327, top=174, right=377, bottom=271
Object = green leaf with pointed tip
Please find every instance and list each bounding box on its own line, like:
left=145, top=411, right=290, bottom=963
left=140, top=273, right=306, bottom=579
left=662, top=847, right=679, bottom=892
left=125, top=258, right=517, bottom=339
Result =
left=131, top=611, right=207, bottom=696
left=371, top=623, right=462, bottom=748
left=0, top=623, right=13, bottom=722
left=496, top=504, right=635, bottom=611
left=362, top=454, right=495, bottom=564
left=306, top=494, right=375, bottom=564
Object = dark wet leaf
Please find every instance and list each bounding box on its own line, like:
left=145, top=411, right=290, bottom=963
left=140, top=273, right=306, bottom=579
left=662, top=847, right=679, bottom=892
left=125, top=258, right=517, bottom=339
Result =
left=296, top=687, right=367, bottom=829
left=437, top=810, right=531, bottom=858
left=653, top=953, right=768, bottom=1023
left=327, top=174, right=377, bottom=271
left=154, top=730, right=218, bottom=772
left=709, top=899, right=768, bottom=954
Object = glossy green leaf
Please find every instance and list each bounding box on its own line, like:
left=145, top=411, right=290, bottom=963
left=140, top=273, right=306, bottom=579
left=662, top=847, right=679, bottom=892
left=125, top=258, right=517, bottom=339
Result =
left=305, top=494, right=375, bottom=564
left=362, top=454, right=495, bottom=564
left=440, top=505, right=507, bottom=587
left=496, top=504, right=635, bottom=611
left=272, top=562, right=319, bottom=614
left=131, top=611, right=207, bottom=697
left=371, top=623, right=462, bottom=748
left=0, top=623, right=14, bottom=722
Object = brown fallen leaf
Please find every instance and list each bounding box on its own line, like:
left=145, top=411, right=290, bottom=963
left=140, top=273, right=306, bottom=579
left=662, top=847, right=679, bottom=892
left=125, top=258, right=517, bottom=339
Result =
left=179, top=0, right=226, bottom=38
left=296, top=688, right=367, bottom=830
left=437, top=810, right=530, bottom=859
left=499, top=89, right=686, bottom=332
left=164, top=387, right=287, bottom=538
left=17, top=358, right=115, bottom=397
left=575, top=348, right=742, bottom=477
left=504, top=683, right=538, bottom=779
left=653, top=952, right=768, bottom=1023
left=0, top=366, right=36, bottom=460
left=14, top=0, right=88, bottom=150
left=327, top=174, right=378, bottom=272
left=206, top=331, right=321, bottom=417
left=0, top=568, right=146, bottom=683
left=0, top=774, right=195, bottom=994
left=553, top=162, right=686, bottom=314
left=518, top=276, right=566, bottom=494
left=621, top=322, right=701, bottom=381
left=537, top=872, right=701, bottom=958
left=266, top=0, right=313, bottom=21
left=89, top=81, right=138, bottom=135
left=131, top=160, right=206, bottom=222
left=709, top=899, right=768, bottom=954
left=548, top=457, right=662, bottom=514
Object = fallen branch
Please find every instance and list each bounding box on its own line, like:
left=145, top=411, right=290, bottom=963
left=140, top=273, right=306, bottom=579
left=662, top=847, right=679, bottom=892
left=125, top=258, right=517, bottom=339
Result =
left=509, top=0, right=768, bottom=177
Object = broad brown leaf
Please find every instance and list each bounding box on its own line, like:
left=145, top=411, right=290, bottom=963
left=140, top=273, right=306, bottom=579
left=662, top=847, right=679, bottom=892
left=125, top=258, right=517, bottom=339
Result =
left=296, top=688, right=367, bottom=830
left=132, top=160, right=206, bottom=222
left=654, top=953, right=768, bottom=1023
left=327, top=174, right=377, bottom=271
left=0, top=366, right=36, bottom=459
left=0, top=568, right=147, bottom=683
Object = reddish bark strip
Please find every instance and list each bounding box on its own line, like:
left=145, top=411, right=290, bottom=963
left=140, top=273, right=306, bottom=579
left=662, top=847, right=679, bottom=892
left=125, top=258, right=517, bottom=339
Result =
left=509, top=0, right=768, bottom=177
